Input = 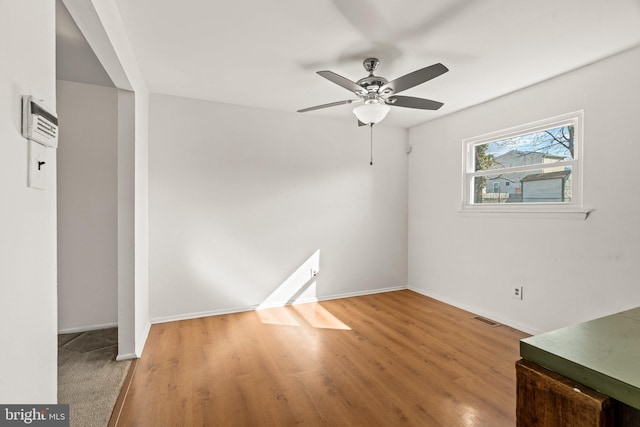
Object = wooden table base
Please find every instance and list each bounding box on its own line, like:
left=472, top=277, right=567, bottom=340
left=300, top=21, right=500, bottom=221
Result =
left=516, top=359, right=640, bottom=427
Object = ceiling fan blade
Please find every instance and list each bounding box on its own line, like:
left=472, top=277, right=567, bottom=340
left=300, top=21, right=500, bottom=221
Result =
left=379, top=63, right=448, bottom=95
left=317, top=71, right=364, bottom=94
left=386, top=96, right=444, bottom=110
left=297, top=99, right=358, bottom=113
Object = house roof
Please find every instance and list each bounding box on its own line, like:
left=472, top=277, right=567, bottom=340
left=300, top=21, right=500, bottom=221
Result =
left=521, top=170, right=571, bottom=182
left=496, top=150, right=566, bottom=161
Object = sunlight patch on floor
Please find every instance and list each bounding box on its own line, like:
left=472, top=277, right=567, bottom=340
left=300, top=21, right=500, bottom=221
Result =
left=255, top=306, right=300, bottom=326
left=255, top=249, right=351, bottom=330
left=293, top=303, right=351, bottom=330
left=256, top=302, right=351, bottom=330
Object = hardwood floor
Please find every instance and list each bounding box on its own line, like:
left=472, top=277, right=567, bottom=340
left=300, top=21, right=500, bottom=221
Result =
left=116, top=290, right=528, bottom=426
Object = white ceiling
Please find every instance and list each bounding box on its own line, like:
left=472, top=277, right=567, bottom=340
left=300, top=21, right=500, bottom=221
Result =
left=56, top=1, right=114, bottom=88
left=64, top=0, right=640, bottom=128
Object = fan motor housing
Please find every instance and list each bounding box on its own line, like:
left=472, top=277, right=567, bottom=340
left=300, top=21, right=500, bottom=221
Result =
left=357, top=76, right=389, bottom=94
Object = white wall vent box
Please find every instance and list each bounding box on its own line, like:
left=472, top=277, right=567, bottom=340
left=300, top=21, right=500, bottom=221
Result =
left=22, top=96, right=58, bottom=148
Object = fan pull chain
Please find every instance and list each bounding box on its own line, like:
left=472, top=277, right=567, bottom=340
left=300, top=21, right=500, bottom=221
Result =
left=370, top=124, right=374, bottom=166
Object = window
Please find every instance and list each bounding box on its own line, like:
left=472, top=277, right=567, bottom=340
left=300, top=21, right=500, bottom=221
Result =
left=462, top=111, right=586, bottom=216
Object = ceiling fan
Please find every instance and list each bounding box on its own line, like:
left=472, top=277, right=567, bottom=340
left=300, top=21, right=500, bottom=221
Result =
left=297, top=57, right=448, bottom=125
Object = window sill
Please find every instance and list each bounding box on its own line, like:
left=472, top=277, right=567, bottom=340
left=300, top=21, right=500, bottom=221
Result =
left=459, top=207, right=593, bottom=220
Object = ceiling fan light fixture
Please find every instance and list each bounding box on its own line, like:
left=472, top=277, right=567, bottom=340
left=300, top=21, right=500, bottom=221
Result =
left=352, top=103, right=390, bottom=125
left=298, top=58, right=448, bottom=125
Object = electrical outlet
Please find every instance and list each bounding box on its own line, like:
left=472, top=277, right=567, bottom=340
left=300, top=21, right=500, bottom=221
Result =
left=512, top=286, right=524, bottom=300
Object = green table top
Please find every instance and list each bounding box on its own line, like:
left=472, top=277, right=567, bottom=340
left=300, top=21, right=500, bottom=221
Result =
left=520, top=307, right=640, bottom=410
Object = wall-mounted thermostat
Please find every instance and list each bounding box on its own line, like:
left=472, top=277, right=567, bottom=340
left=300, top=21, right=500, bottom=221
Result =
left=22, top=96, right=58, bottom=148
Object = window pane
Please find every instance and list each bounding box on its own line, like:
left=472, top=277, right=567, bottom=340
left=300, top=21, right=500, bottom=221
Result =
left=473, top=167, right=572, bottom=204
left=475, top=125, right=574, bottom=172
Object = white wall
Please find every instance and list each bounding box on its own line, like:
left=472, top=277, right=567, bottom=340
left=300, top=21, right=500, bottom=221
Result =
left=62, top=0, right=151, bottom=358
left=0, top=0, right=58, bottom=403
left=57, top=80, right=118, bottom=332
left=133, top=89, right=150, bottom=357
left=408, top=46, right=640, bottom=334
left=149, top=94, right=408, bottom=321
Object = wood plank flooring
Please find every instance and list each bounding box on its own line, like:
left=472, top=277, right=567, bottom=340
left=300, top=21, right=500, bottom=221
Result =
left=116, top=290, right=528, bottom=426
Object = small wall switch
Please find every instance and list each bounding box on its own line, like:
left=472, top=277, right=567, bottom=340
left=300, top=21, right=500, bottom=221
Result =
left=28, top=140, right=48, bottom=190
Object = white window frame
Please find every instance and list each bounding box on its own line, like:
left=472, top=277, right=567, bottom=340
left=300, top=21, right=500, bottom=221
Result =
left=461, top=111, right=591, bottom=219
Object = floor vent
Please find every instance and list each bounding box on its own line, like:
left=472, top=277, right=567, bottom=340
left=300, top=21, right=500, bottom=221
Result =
left=472, top=316, right=502, bottom=327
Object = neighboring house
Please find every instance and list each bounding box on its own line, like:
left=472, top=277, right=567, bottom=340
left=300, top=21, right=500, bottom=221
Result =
left=521, top=170, right=571, bottom=202
left=483, top=150, right=567, bottom=203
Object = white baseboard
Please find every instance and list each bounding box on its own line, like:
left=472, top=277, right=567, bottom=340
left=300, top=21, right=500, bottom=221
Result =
left=151, top=305, right=259, bottom=324
left=58, top=322, right=118, bottom=334
left=116, top=353, right=137, bottom=361
left=256, top=297, right=318, bottom=310
left=150, top=285, right=409, bottom=324
left=315, top=285, right=407, bottom=303
left=408, top=286, right=540, bottom=335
